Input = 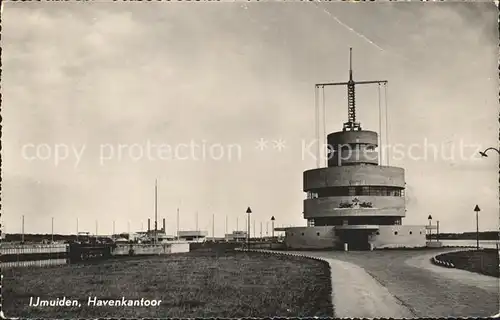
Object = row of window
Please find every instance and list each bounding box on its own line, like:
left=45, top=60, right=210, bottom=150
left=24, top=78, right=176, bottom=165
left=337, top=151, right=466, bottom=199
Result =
left=289, top=230, right=422, bottom=237
left=327, top=144, right=376, bottom=152
left=289, top=232, right=322, bottom=236
left=376, top=230, right=422, bottom=235
left=307, top=186, right=404, bottom=199
left=312, top=217, right=402, bottom=226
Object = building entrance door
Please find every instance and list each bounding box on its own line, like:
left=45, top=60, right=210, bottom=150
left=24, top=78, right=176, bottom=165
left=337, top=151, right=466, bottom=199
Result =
left=337, top=230, right=372, bottom=250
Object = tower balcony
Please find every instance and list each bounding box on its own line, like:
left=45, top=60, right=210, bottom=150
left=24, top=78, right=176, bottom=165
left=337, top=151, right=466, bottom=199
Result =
left=303, top=196, right=405, bottom=219
left=327, top=130, right=378, bottom=146
left=304, top=165, right=405, bottom=191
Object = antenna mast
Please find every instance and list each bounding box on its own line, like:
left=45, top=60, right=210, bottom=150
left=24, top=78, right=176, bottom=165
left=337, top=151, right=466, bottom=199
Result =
left=154, top=179, right=158, bottom=244
left=315, top=48, right=388, bottom=132
left=346, top=48, right=358, bottom=131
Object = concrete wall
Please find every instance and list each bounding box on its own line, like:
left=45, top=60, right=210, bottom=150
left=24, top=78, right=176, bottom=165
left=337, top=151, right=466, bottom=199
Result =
left=283, top=225, right=426, bottom=250
left=329, top=149, right=378, bottom=166
left=371, top=225, right=426, bottom=248
left=327, top=130, right=378, bottom=146
left=178, top=231, right=208, bottom=237
left=169, top=242, right=190, bottom=253
left=304, top=165, right=405, bottom=190
left=304, top=196, right=405, bottom=218
left=284, top=227, right=337, bottom=249
left=112, top=242, right=190, bottom=256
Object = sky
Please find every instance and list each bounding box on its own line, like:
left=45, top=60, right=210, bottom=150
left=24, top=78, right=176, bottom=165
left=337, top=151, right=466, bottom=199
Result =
left=2, top=1, right=498, bottom=236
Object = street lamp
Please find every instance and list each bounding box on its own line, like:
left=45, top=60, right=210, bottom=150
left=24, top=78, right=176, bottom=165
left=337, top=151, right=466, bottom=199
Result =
left=474, top=205, right=480, bottom=250
left=436, top=220, right=440, bottom=242
left=271, top=216, right=275, bottom=239
left=270, top=216, right=276, bottom=249
left=479, top=147, right=499, bottom=250
left=246, top=207, right=252, bottom=250
left=427, top=215, right=432, bottom=241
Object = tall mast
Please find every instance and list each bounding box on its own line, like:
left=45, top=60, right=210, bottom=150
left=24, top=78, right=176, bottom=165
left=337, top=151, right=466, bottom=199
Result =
left=346, top=47, right=358, bottom=130
left=154, top=179, right=158, bottom=244
left=315, top=48, right=387, bottom=132
left=176, top=207, right=180, bottom=240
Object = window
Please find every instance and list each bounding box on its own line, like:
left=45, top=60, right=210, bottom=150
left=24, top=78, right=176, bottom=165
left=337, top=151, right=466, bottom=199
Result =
left=316, top=232, right=320, bottom=236
left=348, top=187, right=356, bottom=196
left=314, top=186, right=405, bottom=198
left=306, top=191, right=319, bottom=199
left=394, top=231, right=398, bottom=235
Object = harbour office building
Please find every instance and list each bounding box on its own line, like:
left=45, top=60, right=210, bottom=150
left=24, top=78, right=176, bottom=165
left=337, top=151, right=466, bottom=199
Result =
left=284, top=49, right=426, bottom=250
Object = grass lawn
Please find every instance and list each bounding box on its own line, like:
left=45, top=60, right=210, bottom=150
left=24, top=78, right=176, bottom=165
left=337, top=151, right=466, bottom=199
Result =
left=3, top=251, right=333, bottom=318
left=436, top=249, right=499, bottom=277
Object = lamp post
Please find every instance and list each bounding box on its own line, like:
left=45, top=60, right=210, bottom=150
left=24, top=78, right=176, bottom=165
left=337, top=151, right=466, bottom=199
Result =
left=270, top=216, right=276, bottom=249
left=474, top=205, right=480, bottom=250
left=21, top=215, right=24, bottom=244
left=246, top=207, right=252, bottom=250
left=271, top=216, right=275, bottom=239
left=436, top=220, right=440, bottom=242
left=479, top=147, right=499, bottom=250
left=427, top=215, right=432, bottom=241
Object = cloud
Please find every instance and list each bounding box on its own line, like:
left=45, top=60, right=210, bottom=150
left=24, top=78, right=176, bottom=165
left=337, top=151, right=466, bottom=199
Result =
left=2, top=2, right=498, bottom=234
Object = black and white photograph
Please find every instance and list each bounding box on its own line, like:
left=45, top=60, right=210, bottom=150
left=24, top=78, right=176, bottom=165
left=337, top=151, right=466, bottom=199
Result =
left=1, top=1, right=499, bottom=318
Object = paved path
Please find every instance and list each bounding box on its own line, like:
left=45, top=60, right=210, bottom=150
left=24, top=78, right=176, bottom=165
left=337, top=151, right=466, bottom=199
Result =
left=300, top=250, right=498, bottom=318
left=405, top=251, right=499, bottom=292
left=315, top=257, right=413, bottom=318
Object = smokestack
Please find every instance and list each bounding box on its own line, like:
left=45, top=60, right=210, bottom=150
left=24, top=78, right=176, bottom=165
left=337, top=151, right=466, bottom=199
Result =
left=148, top=219, right=151, bottom=232
left=162, top=218, right=166, bottom=233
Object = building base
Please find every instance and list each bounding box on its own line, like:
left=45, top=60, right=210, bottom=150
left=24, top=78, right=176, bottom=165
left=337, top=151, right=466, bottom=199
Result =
left=284, top=225, right=427, bottom=250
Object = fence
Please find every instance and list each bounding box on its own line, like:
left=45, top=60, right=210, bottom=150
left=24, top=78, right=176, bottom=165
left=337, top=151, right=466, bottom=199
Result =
left=1, top=242, right=191, bottom=269
left=1, top=244, right=69, bottom=269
